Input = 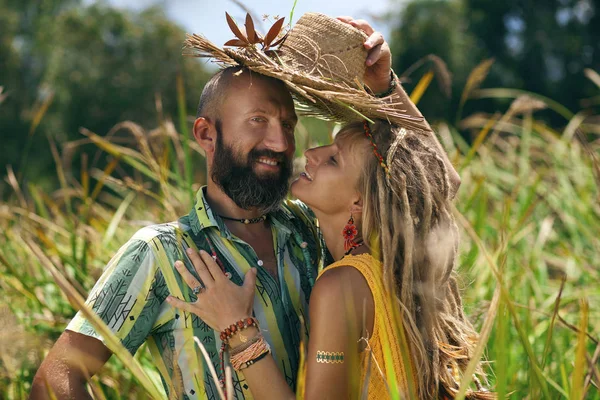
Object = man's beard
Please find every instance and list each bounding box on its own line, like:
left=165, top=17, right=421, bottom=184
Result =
left=211, top=120, right=292, bottom=213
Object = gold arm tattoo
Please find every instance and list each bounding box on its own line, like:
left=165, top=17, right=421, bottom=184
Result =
left=316, top=351, right=344, bottom=364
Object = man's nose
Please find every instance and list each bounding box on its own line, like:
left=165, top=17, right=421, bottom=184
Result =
left=263, top=123, right=289, bottom=153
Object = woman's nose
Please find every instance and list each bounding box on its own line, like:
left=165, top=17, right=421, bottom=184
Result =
left=304, top=147, right=314, bottom=161
left=305, top=145, right=329, bottom=165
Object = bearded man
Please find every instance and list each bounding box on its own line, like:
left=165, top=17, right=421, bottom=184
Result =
left=31, top=15, right=459, bottom=399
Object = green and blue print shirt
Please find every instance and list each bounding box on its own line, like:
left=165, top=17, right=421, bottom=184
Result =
left=67, top=187, right=326, bottom=399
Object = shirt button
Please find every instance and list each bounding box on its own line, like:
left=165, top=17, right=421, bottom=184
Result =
left=257, top=260, right=264, bottom=267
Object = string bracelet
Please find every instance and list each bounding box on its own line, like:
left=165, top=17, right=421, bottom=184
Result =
left=230, top=335, right=270, bottom=371
left=230, top=333, right=263, bottom=356
left=218, top=317, right=260, bottom=389
left=238, top=350, right=270, bottom=370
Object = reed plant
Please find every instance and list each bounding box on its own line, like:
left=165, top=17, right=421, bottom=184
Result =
left=0, top=64, right=598, bottom=399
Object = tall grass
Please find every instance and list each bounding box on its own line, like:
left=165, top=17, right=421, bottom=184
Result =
left=0, top=67, right=598, bottom=399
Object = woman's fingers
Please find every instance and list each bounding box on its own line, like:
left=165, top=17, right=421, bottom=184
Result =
left=243, top=268, right=258, bottom=296
left=367, top=44, right=383, bottom=67
left=337, top=16, right=375, bottom=36
left=186, top=248, right=214, bottom=287
left=347, top=19, right=375, bottom=36
left=365, top=31, right=384, bottom=50
left=199, top=250, right=225, bottom=282
left=336, top=16, right=354, bottom=23
left=166, top=295, right=195, bottom=314
left=174, top=260, right=203, bottom=291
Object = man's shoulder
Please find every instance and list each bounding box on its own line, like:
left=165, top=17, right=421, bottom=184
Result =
left=104, top=221, right=187, bottom=271
left=122, top=221, right=191, bottom=259
left=129, top=221, right=182, bottom=243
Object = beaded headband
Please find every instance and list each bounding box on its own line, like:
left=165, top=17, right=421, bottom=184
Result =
left=362, top=121, right=409, bottom=177
left=363, top=120, right=390, bottom=175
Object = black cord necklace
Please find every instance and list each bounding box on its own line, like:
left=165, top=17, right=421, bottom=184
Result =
left=218, top=214, right=267, bottom=224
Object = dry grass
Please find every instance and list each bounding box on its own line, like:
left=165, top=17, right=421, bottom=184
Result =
left=0, top=69, right=599, bottom=399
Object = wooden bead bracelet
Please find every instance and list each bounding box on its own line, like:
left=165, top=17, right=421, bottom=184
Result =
left=219, top=316, right=259, bottom=343
left=218, top=316, right=260, bottom=391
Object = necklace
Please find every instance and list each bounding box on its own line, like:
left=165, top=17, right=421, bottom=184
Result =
left=344, top=241, right=364, bottom=256
left=218, top=214, right=267, bottom=224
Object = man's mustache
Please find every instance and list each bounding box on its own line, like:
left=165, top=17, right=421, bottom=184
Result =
left=248, top=149, right=289, bottom=164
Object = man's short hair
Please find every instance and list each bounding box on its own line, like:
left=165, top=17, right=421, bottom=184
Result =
left=196, top=66, right=289, bottom=120
left=196, top=66, right=245, bottom=120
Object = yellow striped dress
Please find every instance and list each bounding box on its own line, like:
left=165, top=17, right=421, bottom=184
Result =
left=316, top=253, right=417, bottom=399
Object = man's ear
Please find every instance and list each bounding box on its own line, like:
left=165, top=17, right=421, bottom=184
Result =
left=193, top=117, right=215, bottom=154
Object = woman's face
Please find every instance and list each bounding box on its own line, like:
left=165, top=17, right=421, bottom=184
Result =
left=291, top=130, right=368, bottom=217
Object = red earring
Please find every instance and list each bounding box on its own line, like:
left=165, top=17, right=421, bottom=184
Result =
left=342, top=215, right=359, bottom=253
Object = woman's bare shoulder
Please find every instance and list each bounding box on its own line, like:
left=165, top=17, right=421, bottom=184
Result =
left=310, top=264, right=374, bottom=334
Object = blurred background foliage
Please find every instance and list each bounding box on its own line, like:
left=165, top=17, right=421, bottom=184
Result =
left=1, top=0, right=599, bottom=398
left=388, top=0, right=600, bottom=123
left=2, top=0, right=599, bottom=193
left=0, top=0, right=211, bottom=194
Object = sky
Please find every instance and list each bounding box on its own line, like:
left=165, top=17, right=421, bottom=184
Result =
left=93, top=0, right=402, bottom=56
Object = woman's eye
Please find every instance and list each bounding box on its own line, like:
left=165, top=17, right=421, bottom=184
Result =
left=329, top=156, right=337, bottom=165
left=251, top=117, right=266, bottom=123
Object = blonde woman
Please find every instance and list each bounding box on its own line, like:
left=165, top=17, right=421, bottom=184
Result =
left=169, top=119, right=494, bottom=399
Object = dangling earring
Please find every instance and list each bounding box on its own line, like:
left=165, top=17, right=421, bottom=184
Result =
left=342, top=215, right=359, bottom=253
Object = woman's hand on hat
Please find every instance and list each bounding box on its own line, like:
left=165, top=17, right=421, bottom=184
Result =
left=167, top=249, right=258, bottom=331
left=337, top=16, right=392, bottom=95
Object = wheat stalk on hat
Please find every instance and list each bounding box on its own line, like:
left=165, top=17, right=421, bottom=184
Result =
left=183, top=12, right=430, bottom=131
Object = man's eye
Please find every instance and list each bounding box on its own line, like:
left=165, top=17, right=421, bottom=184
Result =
left=251, top=117, right=266, bottom=122
left=329, top=156, right=337, bottom=165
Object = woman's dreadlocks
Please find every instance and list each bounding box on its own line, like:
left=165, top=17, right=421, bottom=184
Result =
left=336, top=120, right=494, bottom=399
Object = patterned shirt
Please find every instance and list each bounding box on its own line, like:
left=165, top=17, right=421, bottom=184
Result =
left=67, top=187, right=327, bottom=399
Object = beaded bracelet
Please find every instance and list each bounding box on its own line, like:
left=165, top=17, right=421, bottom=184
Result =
left=373, top=69, right=398, bottom=98
left=218, top=316, right=259, bottom=390
left=219, top=316, right=259, bottom=344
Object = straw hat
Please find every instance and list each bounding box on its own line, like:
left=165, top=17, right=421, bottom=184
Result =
left=184, top=12, right=428, bottom=131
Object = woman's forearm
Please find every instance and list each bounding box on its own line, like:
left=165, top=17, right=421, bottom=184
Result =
left=235, top=354, right=295, bottom=400
left=226, top=327, right=294, bottom=400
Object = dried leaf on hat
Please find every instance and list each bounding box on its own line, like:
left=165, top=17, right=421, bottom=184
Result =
left=223, top=13, right=287, bottom=51
left=226, top=12, right=250, bottom=45
left=263, top=17, right=286, bottom=49
left=245, top=13, right=260, bottom=44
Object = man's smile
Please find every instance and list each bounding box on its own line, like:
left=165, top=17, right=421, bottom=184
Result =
left=256, top=156, right=280, bottom=166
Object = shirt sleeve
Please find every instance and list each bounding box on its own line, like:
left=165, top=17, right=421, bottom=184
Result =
left=66, top=237, right=164, bottom=355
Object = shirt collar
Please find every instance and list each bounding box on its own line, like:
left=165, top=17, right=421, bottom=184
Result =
left=187, top=186, right=297, bottom=238
left=187, top=186, right=220, bottom=236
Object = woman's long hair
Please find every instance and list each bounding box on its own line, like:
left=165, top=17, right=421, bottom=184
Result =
left=336, top=121, right=493, bottom=399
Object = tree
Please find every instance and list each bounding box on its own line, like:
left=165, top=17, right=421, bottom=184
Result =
left=388, top=0, right=478, bottom=122
left=465, top=0, right=600, bottom=111
left=387, top=0, right=600, bottom=126
left=0, top=1, right=210, bottom=192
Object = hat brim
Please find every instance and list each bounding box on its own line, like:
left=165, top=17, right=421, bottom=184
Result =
left=183, top=34, right=429, bottom=131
